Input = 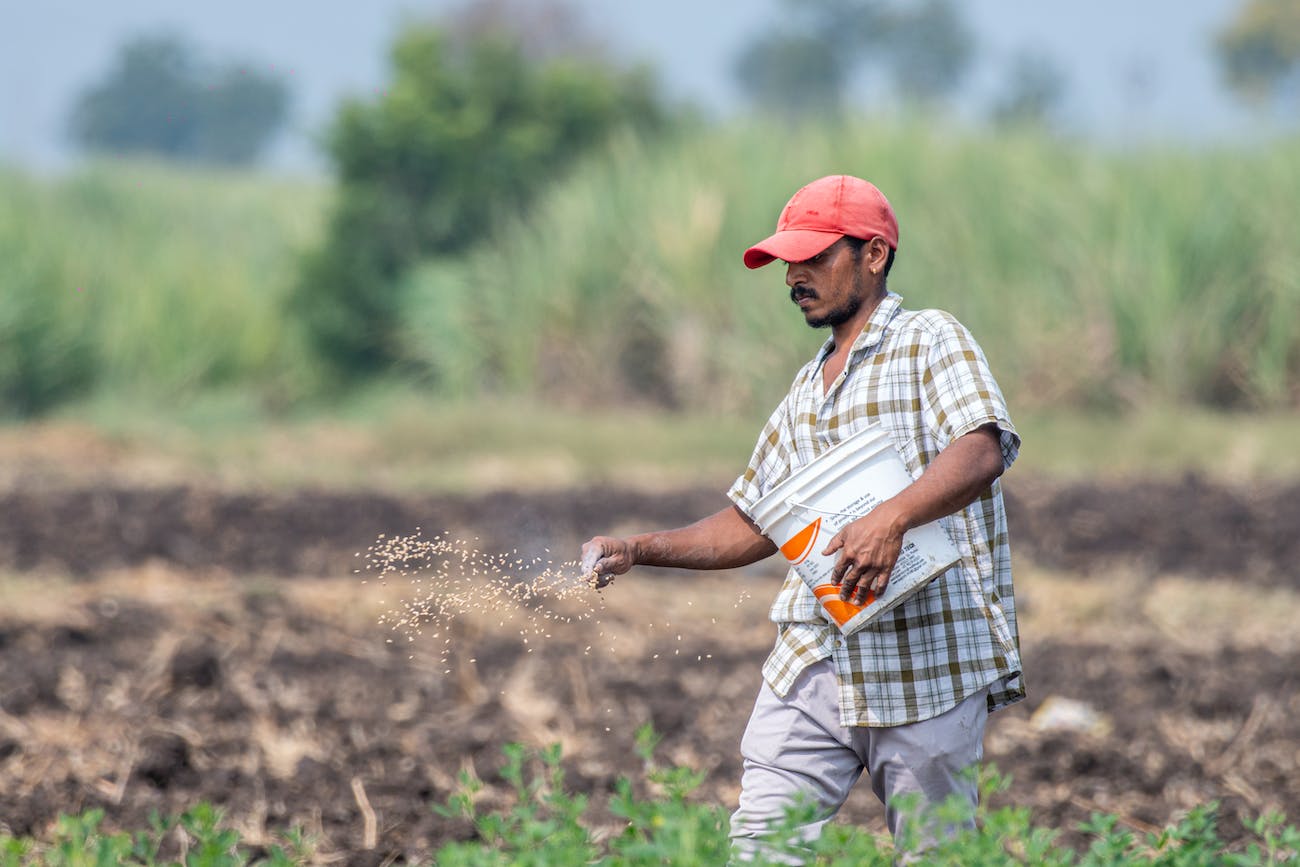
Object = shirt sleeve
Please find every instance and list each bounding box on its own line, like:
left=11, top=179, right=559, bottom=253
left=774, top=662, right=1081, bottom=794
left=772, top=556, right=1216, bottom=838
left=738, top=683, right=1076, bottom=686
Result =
left=727, top=395, right=794, bottom=520
left=921, top=313, right=1021, bottom=470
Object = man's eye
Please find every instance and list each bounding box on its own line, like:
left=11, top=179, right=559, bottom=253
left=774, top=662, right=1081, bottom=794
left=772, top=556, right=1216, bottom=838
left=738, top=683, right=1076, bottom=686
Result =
left=785, top=252, right=824, bottom=266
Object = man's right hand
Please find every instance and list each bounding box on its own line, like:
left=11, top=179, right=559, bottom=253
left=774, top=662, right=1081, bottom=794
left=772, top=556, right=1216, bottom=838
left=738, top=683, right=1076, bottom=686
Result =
left=579, top=536, right=636, bottom=587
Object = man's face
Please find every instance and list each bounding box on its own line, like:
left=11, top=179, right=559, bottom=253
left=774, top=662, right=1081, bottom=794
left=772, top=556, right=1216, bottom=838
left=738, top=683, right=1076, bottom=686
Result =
left=783, top=238, right=870, bottom=330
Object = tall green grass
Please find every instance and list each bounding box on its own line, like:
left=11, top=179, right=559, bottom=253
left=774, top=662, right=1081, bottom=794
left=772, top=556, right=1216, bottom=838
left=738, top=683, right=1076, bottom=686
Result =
left=0, top=161, right=325, bottom=415
left=403, top=125, right=1300, bottom=413
left=3, top=127, right=1298, bottom=418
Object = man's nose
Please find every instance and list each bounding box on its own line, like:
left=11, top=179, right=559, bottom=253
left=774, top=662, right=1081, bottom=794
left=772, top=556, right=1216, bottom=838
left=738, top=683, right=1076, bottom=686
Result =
left=785, top=262, right=804, bottom=288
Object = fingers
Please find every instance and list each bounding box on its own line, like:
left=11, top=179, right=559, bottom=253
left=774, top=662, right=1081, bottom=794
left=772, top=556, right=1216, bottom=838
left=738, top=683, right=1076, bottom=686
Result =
left=835, top=556, right=865, bottom=599
left=870, top=572, right=890, bottom=597
left=828, top=518, right=903, bottom=602
left=836, top=560, right=892, bottom=604
left=580, top=537, right=630, bottom=588
left=584, top=562, right=616, bottom=589
left=829, top=550, right=851, bottom=586
left=579, top=542, right=604, bottom=575
left=837, top=564, right=866, bottom=602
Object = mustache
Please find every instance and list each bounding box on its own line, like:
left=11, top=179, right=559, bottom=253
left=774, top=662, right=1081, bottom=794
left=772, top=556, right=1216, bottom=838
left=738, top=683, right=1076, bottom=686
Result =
left=790, top=284, right=817, bottom=303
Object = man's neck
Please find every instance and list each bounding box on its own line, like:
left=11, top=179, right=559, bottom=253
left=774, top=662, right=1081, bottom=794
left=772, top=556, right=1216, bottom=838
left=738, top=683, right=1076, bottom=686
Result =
left=829, top=289, right=887, bottom=353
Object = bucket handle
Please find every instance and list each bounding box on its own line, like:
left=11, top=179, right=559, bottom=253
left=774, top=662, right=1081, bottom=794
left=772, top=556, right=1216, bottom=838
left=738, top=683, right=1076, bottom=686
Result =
left=787, top=499, right=876, bottom=522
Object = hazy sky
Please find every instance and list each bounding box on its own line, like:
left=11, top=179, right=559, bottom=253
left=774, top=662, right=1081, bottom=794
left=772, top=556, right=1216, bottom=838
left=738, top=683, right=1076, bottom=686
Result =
left=0, top=0, right=1267, bottom=173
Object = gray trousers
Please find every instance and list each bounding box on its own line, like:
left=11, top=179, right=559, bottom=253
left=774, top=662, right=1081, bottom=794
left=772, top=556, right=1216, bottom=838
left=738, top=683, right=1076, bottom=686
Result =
left=729, top=658, right=989, bottom=863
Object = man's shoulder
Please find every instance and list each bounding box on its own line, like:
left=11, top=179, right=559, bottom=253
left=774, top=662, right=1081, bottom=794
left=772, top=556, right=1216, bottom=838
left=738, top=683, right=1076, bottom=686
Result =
left=889, top=304, right=972, bottom=343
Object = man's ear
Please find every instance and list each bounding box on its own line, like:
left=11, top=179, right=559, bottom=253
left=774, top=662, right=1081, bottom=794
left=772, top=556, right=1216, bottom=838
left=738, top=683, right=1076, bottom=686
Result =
left=866, top=237, right=891, bottom=275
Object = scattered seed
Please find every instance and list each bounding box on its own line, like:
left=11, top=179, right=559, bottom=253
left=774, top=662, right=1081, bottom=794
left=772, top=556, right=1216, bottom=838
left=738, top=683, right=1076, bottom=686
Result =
left=359, top=528, right=731, bottom=692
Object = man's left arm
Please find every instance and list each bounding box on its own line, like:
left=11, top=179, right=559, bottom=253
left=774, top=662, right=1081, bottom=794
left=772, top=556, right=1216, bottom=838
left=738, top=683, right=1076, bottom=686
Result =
left=823, top=423, right=1004, bottom=604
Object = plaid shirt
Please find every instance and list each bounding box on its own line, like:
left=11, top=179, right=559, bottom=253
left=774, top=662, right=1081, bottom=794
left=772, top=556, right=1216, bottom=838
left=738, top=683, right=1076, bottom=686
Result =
left=728, top=291, right=1025, bottom=727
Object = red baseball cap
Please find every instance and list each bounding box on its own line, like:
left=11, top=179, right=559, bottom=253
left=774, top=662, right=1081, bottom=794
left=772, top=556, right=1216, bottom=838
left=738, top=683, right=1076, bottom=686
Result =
left=743, top=175, right=899, bottom=269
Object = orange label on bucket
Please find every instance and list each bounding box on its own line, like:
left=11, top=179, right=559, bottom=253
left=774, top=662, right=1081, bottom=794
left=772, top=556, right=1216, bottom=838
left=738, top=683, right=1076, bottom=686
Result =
left=813, top=583, right=874, bottom=626
left=779, top=518, right=821, bottom=564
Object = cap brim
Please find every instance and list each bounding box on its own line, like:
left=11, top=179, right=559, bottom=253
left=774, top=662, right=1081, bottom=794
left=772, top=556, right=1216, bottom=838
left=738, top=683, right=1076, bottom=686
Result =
left=743, top=228, right=844, bottom=269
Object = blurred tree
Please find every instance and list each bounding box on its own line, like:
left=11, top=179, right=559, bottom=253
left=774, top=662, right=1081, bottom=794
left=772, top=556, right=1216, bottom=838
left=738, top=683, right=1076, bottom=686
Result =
left=290, top=4, right=671, bottom=377
left=1215, top=0, right=1300, bottom=111
left=990, top=50, right=1069, bottom=127
left=67, top=33, right=290, bottom=165
left=734, top=33, right=849, bottom=118
left=193, top=66, right=293, bottom=164
left=68, top=35, right=199, bottom=160
left=446, top=0, right=599, bottom=61
left=732, top=0, right=974, bottom=115
left=878, top=0, right=975, bottom=106
left=732, top=0, right=887, bottom=117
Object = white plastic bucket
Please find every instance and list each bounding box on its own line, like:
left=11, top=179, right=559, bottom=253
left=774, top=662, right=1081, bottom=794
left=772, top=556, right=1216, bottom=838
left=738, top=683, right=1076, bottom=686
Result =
left=749, top=423, right=961, bottom=635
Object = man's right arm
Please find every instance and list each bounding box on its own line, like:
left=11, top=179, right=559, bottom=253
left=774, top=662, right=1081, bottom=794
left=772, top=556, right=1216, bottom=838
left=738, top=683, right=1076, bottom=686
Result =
left=580, top=505, right=777, bottom=585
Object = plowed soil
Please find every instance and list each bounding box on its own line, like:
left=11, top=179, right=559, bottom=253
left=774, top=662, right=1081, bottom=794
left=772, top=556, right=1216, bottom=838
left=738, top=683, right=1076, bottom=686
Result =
left=3, top=477, right=1300, bottom=583
left=0, top=478, right=1297, bottom=862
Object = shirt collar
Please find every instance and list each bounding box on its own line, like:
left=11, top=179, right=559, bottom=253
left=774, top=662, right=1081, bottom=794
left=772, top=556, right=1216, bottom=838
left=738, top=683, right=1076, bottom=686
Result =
left=815, top=291, right=904, bottom=364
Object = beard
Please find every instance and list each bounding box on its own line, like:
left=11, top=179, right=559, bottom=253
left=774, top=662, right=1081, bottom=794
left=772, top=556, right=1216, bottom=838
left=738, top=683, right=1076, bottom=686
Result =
left=790, top=270, right=869, bottom=329
left=805, top=295, right=863, bottom=329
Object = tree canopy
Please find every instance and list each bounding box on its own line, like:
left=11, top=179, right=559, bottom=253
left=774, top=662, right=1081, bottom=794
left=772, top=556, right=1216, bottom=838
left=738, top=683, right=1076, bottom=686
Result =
left=289, top=14, right=672, bottom=377
left=1215, top=0, right=1300, bottom=112
left=67, top=33, right=291, bottom=165
left=990, top=50, right=1069, bottom=128
left=732, top=0, right=975, bottom=117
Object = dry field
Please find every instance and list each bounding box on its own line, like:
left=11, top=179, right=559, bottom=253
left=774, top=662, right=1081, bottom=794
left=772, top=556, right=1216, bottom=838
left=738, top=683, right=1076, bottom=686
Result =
left=0, top=461, right=1297, bottom=862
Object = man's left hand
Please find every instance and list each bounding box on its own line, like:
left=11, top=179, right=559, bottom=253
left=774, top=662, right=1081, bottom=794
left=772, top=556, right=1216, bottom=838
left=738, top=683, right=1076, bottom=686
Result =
left=822, top=504, right=906, bottom=604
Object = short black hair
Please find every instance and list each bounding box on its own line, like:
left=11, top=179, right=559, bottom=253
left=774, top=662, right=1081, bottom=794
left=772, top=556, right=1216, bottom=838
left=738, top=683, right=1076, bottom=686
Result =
left=843, top=236, right=895, bottom=278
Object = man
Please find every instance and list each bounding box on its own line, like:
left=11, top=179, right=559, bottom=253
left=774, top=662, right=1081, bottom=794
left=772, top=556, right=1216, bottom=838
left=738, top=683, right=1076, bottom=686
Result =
left=581, top=174, right=1024, bottom=861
